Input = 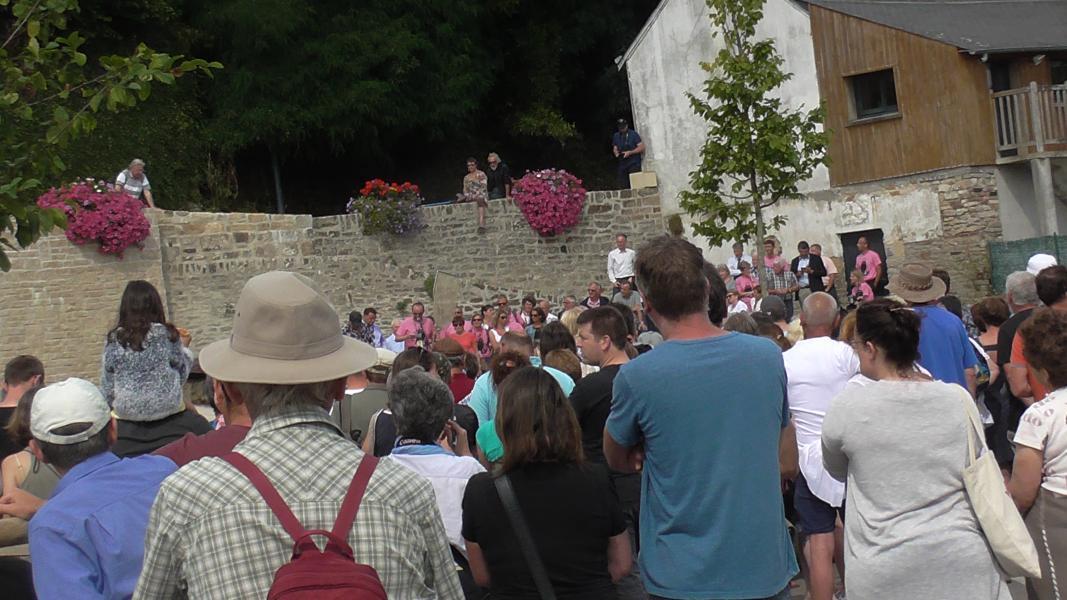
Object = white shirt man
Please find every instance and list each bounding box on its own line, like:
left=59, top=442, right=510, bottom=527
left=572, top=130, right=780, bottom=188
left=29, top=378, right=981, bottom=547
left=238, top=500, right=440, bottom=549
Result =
left=607, top=234, right=636, bottom=284
left=726, top=243, right=753, bottom=278
left=782, top=292, right=858, bottom=600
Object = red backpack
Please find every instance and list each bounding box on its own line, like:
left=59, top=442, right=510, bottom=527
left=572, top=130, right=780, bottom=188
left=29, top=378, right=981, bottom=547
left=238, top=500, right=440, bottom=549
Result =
left=222, top=453, right=388, bottom=600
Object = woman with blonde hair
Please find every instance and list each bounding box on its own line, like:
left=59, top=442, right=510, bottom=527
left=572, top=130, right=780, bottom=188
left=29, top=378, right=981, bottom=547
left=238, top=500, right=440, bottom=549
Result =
left=559, top=306, right=584, bottom=338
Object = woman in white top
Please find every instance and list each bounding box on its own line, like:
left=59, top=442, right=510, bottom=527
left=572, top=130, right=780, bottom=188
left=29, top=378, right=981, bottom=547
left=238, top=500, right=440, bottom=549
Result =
left=822, top=299, right=1011, bottom=600
left=1008, top=308, right=1067, bottom=600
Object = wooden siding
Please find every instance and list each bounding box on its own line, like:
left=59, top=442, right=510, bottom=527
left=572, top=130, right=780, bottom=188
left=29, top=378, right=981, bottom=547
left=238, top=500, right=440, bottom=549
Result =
left=810, top=5, right=997, bottom=186
left=1011, top=59, right=1052, bottom=88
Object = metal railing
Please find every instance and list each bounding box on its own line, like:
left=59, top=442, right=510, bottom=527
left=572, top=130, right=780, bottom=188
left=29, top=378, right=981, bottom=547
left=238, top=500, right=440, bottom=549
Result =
left=993, top=82, right=1067, bottom=159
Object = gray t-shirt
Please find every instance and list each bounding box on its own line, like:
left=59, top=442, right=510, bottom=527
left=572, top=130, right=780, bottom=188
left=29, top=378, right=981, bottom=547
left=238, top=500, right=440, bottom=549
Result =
left=822, top=380, right=1011, bottom=599
left=611, top=291, right=642, bottom=310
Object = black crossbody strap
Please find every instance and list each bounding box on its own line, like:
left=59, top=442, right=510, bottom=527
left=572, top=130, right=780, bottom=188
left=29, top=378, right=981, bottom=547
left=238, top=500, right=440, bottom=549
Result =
left=494, top=475, right=557, bottom=600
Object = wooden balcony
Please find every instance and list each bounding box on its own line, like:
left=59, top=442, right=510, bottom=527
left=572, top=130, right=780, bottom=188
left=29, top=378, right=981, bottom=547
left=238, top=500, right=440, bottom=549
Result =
left=994, top=83, right=1067, bottom=163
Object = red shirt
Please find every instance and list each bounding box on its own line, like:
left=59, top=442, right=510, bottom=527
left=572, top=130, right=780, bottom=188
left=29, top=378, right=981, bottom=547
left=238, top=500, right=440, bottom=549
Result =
left=153, top=425, right=251, bottom=466
left=449, top=374, right=476, bottom=403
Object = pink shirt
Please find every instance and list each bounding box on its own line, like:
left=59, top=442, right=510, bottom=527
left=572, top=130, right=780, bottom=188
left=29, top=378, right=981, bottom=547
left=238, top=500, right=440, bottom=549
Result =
left=852, top=282, right=874, bottom=302
left=395, top=316, right=436, bottom=349
left=735, top=275, right=756, bottom=309
left=855, top=251, right=882, bottom=285
left=821, top=256, right=838, bottom=289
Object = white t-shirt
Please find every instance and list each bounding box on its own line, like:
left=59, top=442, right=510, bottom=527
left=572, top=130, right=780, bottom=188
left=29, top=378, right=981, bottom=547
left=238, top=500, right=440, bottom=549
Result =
left=1015, top=387, right=1067, bottom=496
left=796, top=257, right=810, bottom=287
left=386, top=452, right=486, bottom=553
left=784, top=336, right=860, bottom=505
left=727, top=301, right=748, bottom=315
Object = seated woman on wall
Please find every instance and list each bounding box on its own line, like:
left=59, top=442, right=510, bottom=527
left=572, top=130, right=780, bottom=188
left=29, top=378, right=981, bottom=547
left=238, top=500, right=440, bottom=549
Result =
left=100, top=280, right=210, bottom=457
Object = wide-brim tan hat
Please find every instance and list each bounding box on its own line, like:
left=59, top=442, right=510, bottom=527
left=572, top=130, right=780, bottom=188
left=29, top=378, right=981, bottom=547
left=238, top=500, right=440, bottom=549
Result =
left=887, top=262, right=947, bottom=305
left=199, top=271, right=377, bottom=384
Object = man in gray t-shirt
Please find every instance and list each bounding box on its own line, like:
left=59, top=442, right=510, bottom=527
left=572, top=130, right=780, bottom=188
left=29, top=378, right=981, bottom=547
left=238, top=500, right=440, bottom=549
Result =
left=611, top=280, right=644, bottom=326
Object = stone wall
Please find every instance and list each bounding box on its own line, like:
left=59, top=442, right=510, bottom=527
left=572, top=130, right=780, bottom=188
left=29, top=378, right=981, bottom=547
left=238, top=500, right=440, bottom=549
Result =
left=886, top=168, right=1000, bottom=302
left=1, top=189, right=665, bottom=382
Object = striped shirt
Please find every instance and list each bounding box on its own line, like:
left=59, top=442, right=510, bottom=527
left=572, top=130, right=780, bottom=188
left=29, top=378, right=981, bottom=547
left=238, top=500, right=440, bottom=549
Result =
left=115, top=169, right=150, bottom=199
left=134, top=406, right=463, bottom=600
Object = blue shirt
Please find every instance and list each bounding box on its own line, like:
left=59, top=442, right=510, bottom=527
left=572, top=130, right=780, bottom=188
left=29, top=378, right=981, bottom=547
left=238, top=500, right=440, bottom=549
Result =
left=466, top=357, right=575, bottom=424
left=612, top=130, right=643, bottom=169
left=914, top=305, right=978, bottom=389
left=606, top=333, right=798, bottom=598
left=29, top=451, right=177, bottom=600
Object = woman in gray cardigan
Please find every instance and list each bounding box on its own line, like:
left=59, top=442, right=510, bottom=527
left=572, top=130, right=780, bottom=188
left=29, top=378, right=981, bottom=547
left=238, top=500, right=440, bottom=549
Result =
left=100, top=280, right=208, bottom=456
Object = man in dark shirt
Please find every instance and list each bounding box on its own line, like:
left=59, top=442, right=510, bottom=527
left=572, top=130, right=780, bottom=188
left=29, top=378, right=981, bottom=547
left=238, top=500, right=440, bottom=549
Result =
left=153, top=376, right=250, bottom=466
left=612, top=119, right=645, bottom=189
left=989, top=270, right=1039, bottom=466
left=572, top=306, right=646, bottom=599
left=485, top=152, right=511, bottom=200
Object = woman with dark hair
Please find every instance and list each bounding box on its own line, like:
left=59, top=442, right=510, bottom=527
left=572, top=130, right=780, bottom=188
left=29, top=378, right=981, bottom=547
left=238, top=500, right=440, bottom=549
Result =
left=0, top=386, right=60, bottom=500
left=101, top=280, right=208, bottom=456
left=473, top=352, right=531, bottom=465
left=1008, top=308, right=1067, bottom=600
left=488, top=308, right=513, bottom=354
left=526, top=307, right=547, bottom=345
left=971, top=296, right=1010, bottom=365
left=462, top=367, right=632, bottom=599
left=539, top=321, right=577, bottom=355
left=822, top=300, right=1011, bottom=599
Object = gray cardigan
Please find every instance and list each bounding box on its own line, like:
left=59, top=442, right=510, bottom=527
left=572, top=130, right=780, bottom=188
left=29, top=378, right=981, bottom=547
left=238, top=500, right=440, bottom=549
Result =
left=100, top=323, right=192, bottom=421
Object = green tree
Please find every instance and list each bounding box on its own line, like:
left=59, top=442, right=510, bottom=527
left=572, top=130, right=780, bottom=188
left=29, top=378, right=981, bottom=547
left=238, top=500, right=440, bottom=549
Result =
left=0, top=0, right=220, bottom=270
left=679, top=0, right=827, bottom=274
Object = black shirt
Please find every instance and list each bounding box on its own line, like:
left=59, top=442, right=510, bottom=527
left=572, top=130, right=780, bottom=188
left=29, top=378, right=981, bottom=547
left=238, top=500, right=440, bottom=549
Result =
left=462, top=463, right=625, bottom=599
left=996, top=308, right=1034, bottom=367
left=486, top=163, right=511, bottom=199
left=111, top=410, right=212, bottom=458
left=569, top=365, right=620, bottom=466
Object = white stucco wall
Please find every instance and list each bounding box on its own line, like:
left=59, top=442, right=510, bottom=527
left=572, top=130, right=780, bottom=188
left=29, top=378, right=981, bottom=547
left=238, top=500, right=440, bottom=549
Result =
left=622, top=0, right=830, bottom=261
left=623, top=0, right=828, bottom=213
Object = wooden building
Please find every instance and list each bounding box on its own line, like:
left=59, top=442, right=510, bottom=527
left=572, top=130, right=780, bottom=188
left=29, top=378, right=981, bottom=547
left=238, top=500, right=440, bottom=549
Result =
left=809, top=0, right=1067, bottom=238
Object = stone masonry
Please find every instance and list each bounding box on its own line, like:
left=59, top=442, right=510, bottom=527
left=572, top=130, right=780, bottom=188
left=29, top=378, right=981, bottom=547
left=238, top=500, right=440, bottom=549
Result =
left=1, top=189, right=666, bottom=382
left=889, top=168, right=999, bottom=302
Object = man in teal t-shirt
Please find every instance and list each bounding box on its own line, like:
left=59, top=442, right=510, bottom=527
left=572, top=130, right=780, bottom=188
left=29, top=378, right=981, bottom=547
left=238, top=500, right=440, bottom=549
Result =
left=605, top=236, right=798, bottom=600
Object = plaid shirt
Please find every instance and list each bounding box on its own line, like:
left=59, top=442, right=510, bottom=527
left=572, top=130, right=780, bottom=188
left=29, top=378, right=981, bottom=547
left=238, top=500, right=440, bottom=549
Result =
left=134, top=407, right=463, bottom=600
left=765, top=269, right=799, bottom=297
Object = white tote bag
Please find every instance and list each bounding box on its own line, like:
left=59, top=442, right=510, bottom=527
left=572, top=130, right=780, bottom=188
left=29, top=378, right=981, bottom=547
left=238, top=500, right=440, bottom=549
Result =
left=960, top=390, right=1042, bottom=579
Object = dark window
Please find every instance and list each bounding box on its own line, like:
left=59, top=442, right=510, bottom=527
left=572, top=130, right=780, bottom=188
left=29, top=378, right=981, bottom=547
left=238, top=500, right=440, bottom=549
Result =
left=847, top=69, right=899, bottom=119
left=1052, top=60, right=1067, bottom=85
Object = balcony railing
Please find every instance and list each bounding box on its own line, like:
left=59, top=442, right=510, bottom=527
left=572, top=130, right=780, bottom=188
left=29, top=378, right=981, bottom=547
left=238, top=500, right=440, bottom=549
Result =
left=994, top=82, right=1067, bottom=160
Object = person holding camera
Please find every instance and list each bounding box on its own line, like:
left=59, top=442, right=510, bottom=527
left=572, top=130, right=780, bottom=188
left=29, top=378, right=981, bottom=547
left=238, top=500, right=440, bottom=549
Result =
left=394, top=302, right=436, bottom=350
left=612, top=118, right=645, bottom=189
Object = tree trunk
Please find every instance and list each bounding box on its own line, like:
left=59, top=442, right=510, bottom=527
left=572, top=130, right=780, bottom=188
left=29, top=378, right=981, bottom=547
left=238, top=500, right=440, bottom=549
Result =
left=270, top=147, right=285, bottom=214
left=751, top=176, right=766, bottom=286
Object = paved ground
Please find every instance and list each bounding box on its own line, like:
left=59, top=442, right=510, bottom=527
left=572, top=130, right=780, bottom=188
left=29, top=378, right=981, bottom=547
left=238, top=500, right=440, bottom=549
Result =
left=787, top=577, right=1027, bottom=599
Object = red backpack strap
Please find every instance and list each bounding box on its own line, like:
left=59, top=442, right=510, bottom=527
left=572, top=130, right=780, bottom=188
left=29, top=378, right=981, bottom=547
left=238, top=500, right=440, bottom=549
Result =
left=330, top=455, right=379, bottom=541
left=221, top=452, right=306, bottom=543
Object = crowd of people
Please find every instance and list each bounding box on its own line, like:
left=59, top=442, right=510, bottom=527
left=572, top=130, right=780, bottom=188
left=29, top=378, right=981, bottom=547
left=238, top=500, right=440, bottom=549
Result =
left=1, top=230, right=1066, bottom=600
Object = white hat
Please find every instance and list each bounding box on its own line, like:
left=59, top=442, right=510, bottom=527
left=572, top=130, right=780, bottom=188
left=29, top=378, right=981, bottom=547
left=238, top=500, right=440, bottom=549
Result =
left=1027, top=253, right=1058, bottom=276
left=30, top=378, right=111, bottom=445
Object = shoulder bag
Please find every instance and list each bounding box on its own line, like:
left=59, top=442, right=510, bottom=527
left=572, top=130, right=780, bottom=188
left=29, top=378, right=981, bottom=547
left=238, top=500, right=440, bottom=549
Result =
left=494, top=474, right=557, bottom=600
left=959, top=388, right=1042, bottom=578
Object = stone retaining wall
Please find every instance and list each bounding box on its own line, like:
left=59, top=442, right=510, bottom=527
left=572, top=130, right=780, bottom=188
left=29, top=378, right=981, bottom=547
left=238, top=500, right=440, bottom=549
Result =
left=1, top=189, right=666, bottom=382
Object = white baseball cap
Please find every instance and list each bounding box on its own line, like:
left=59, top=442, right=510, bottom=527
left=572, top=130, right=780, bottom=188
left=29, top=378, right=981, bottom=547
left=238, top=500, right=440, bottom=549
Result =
left=30, top=378, right=111, bottom=445
left=1027, top=253, right=1058, bottom=276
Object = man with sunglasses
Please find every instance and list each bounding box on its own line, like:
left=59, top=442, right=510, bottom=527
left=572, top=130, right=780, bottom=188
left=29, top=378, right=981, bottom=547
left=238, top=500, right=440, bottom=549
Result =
left=494, top=294, right=525, bottom=331
left=581, top=282, right=605, bottom=309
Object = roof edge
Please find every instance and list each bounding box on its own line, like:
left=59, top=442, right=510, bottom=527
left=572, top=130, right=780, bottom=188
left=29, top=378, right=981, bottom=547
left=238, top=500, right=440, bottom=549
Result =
left=617, top=0, right=673, bottom=71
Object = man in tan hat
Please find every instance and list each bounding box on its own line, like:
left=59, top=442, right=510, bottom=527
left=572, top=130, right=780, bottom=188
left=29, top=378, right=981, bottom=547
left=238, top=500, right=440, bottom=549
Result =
left=888, top=262, right=978, bottom=397
left=135, top=271, right=463, bottom=600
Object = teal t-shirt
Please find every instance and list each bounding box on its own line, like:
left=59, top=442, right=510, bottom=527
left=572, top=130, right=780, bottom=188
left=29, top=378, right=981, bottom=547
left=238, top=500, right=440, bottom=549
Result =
left=606, top=332, right=798, bottom=598
left=466, top=357, right=575, bottom=424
